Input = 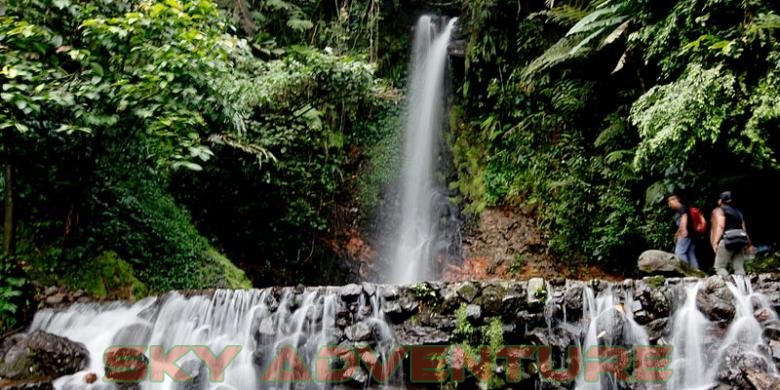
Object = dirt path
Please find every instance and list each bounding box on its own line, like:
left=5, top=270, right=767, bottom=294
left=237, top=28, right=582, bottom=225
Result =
left=444, top=207, right=624, bottom=282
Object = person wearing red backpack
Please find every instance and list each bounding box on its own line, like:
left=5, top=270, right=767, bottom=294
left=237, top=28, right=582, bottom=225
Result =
left=667, top=194, right=701, bottom=269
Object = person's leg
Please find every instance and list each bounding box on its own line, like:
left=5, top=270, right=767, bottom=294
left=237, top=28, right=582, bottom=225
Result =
left=713, top=241, right=731, bottom=277
left=732, top=248, right=747, bottom=275
left=687, top=240, right=699, bottom=269
left=675, top=237, right=692, bottom=265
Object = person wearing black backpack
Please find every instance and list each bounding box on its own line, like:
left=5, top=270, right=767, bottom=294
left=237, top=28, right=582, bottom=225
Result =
left=710, top=191, right=754, bottom=276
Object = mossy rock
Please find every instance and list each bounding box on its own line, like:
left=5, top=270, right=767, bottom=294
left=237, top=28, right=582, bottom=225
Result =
left=196, top=248, right=252, bottom=289
left=64, top=251, right=147, bottom=299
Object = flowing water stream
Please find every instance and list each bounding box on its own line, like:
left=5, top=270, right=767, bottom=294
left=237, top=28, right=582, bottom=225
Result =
left=388, top=16, right=458, bottom=284
left=25, top=276, right=780, bottom=389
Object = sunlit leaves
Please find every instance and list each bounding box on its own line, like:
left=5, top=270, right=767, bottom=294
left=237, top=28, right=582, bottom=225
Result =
left=631, top=64, right=738, bottom=172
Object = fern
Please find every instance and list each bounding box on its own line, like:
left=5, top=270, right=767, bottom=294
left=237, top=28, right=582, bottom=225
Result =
left=567, top=4, right=623, bottom=36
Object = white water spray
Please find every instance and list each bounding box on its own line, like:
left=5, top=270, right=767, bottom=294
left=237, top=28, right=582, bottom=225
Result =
left=389, top=16, right=458, bottom=284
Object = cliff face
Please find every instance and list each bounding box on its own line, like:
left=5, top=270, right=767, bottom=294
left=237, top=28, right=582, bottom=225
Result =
left=6, top=274, right=780, bottom=389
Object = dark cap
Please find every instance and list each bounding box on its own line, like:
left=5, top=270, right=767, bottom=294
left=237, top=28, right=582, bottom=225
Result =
left=719, top=191, right=733, bottom=203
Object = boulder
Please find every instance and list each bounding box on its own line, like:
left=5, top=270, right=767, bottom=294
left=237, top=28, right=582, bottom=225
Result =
left=456, top=282, right=479, bottom=303
left=638, top=250, right=706, bottom=277
left=393, top=324, right=450, bottom=345
left=478, top=283, right=505, bottom=315
left=697, top=276, right=736, bottom=323
left=0, top=379, right=54, bottom=389
left=0, top=331, right=88, bottom=381
left=345, top=323, right=373, bottom=342
left=464, top=304, right=482, bottom=322
left=340, top=284, right=363, bottom=300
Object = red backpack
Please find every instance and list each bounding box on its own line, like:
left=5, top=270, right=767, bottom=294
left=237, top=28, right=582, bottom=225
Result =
left=689, top=207, right=707, bottom=235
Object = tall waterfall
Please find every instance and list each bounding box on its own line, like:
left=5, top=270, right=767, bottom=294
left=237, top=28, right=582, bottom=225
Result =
left=389, top=16, right=458, bottom=284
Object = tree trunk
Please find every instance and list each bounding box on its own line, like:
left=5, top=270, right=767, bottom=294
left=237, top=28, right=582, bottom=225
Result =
left=3, top=162, right=14, bottom=258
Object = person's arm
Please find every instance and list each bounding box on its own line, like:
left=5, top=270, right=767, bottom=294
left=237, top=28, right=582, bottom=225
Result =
left=743, top=221, right=756, bottom=254
left=677, top=213, right=689, bottom=240
left=711, top=208, right=725, bottom=252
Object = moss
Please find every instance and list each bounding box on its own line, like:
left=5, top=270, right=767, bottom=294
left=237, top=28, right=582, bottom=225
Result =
left=57, top=251, right=147, bottom=300
left=746, top=252, right=780, bottom=274
left=200, top=248, right=252, bottom=289
left=646, top=275, right=666, bottom=289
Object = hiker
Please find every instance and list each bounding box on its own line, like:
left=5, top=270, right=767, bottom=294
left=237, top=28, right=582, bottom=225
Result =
left=667, top=194, right=699, bottom=269
left=711, top=191, right=753, bottom=276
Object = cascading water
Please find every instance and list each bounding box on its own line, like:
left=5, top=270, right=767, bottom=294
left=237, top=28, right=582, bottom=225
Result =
left=29, top=287, right=398, bottom=390
left=388, top=16, right=458, bottom=284
left=17, top=276, right=780, bottom=389
left=668, top=282, right=711, bottom=389
left=574, top=286, right=648, bottom=390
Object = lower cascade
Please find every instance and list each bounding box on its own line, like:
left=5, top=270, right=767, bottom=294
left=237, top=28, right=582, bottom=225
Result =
left=5, top=274, right=780, bottom=389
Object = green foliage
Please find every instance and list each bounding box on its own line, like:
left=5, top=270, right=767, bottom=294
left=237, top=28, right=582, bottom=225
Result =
left=509, top=253, right=526, bottom=276
left=0, top=261, right=27, bottom=332
left=53, top=251, right=147, bottom=299
left=1, top=0, right=394, bottom=298
left=454, top=303, right=476, bottom=339
left=631, top=64, right=740, bottom=173
left=453, top=0, right=780, bottom=269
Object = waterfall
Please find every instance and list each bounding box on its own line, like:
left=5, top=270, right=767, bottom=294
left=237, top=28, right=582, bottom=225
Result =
left=668, top=282, right=711, bottom=389
left=29, top=287, right=397, bottom=390
left=575, top=286, right=648, bottom=390
left=19, top=276, right=780, bottom=389
left=388, top=16, right=458, bottom=284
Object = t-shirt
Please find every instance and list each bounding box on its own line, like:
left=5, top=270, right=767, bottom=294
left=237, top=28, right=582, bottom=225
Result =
left=676, top=206, right=695, bottom=235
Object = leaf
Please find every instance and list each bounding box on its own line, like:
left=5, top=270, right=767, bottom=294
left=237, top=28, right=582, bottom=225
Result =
left=287, top=18, right=314, bottom=32
left=172, top=161, right=203, bottom=171
left=567, top=4, right=623, bottom=36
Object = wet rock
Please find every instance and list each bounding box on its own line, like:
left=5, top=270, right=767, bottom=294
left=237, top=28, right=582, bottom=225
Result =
left=697, top=276, right=736, bottom=323
left=361, top=282, right=376, bottom=297
left=465, top=304, right=482, bottom=321
left=439, top=284, right=460, bottom=313
left=457, top=282, right=479, bottom=303
left=112, top=323, right=152, bottom=345
left=84, top=373, right=98, bottom=384
left=746, top=368, right=780, bottom=389
left=384, top=294, right=418, bottom=323
left=769, top=339, right=780, bottom=360
left=44, top=293, right=66, bottom=306
left=717, top=344, right=771, bottom=389
left=340, top=284, right=362, bottom=300
left=345, top=323, right=373, bottom=342
left=175, top=360, right=206, bottom=390
left=0, top=331, right=88, bottom=381
left=644, top=318, right=669, bottom=344
left=478, top=283, right=505, bottom=315
left=500, top=283, right=526, bottom=318
left=0, top=379, right=54, bottom=390
left=380, top=286, right=399, bottom=301
left=762, top=323, right=780, bottom=341
left=638, top=250, right=707, bottom=277
left=394, top=324, right=450, bottom=345
left=562, top=283, right=584, bottom=320
left=755, top=308, right=772, bottom=323
left=43, top=287, right=58, bottom=296
left=515, top=310, right=545, bottom=328
left=527, top=278, right=546, bottom=306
